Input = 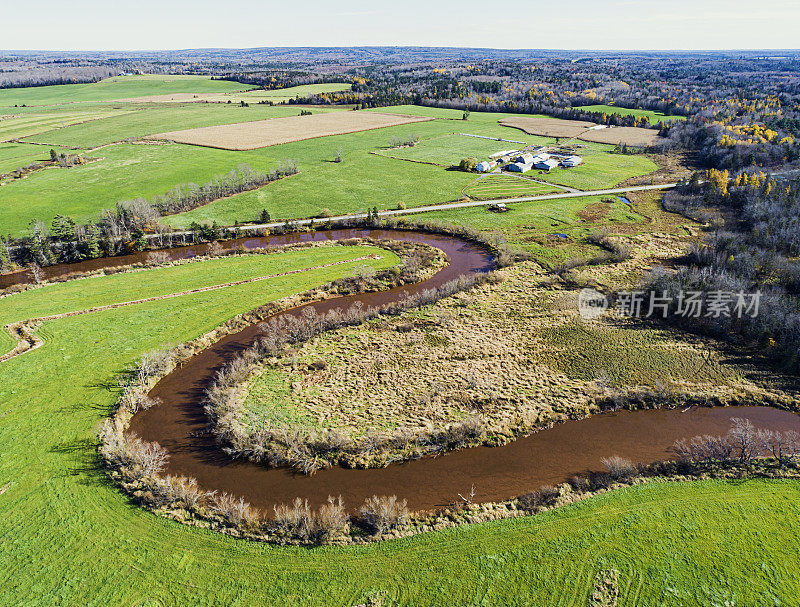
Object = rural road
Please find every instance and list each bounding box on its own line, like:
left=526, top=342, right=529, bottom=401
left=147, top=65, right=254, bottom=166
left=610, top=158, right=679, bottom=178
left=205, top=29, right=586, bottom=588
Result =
left=190, top=182, right=678, bottom=238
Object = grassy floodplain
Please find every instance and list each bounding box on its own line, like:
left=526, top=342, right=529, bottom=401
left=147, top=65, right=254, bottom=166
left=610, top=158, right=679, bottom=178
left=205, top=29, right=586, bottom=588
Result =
left=2, top=242, right=800, bottom=605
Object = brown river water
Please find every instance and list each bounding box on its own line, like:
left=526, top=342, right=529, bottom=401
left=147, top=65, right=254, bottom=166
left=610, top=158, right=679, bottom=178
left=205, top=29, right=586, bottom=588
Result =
left=7, top=229, right=799, bottom=514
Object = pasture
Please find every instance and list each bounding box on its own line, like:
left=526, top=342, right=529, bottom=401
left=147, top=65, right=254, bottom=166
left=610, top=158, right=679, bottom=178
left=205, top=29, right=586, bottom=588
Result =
left=574, top=104, right=686, bottom=123
left=463, top=173, right=563, bottom=200
left=372, top=132, right=546, bottom=166
left=116, top=82, right=352, bottom=104
left=420, top=191, right=681, bottom=267
left=0, top=74, right=249, bottom=107
left=0, top=142, right=78, bottom=174
left=0, top=108, right=133, bottom=141
left=0, top=142, right=273, bottom=234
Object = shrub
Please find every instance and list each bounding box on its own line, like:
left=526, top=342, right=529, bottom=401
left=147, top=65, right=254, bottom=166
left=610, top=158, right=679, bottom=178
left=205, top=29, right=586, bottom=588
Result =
left=316, top=495, right=349, bottom=540
left=153, top=475, right=212, bottom=509
left=273, top=497, right=316, bottom=540
left=517, top=485, right=560, bottom=511
left=99, top=425, right=169, bottom=479
left=600, top=455, right=636, bottom=480
left=212, top=492, right=259, bottom=526
left=568, top=474, right=590, bottom=492
left=359, top=495, right=409, bottom=534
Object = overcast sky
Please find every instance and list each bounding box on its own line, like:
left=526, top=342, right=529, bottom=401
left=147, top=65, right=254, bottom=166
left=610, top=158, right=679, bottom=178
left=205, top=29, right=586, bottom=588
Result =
left=5, top=0, right=799, bottom=51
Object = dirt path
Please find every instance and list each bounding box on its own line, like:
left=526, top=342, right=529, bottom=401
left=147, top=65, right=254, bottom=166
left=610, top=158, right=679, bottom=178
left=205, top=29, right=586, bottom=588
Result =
left=0, top=254, right=380, bottom=363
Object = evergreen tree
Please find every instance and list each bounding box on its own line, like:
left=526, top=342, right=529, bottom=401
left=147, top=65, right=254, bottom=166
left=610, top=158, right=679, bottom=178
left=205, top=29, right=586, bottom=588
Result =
left=50, top=215, right=76, bottom=242
left=27, top=220, right=55, bottom=266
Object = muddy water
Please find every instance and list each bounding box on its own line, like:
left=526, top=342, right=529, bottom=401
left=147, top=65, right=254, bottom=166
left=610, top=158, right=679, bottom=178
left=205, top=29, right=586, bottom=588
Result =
left=138, top=403, right=799, bottom=515
left=3, top=228, right=467, bottom=289
left=64, top=228, right=796, bottom=515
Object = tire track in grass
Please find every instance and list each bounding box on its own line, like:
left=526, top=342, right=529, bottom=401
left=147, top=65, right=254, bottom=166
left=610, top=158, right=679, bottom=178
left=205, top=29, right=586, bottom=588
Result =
left=0, top=254, right=381, bottom=363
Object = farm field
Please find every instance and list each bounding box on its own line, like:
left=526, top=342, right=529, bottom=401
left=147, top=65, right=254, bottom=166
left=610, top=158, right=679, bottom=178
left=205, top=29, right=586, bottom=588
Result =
left=420, top=190, right=690, bottom=267
left=574, top=104, right=686, bottom=123
left=0, top=142, right=79, bottom=174
left=145, top=111, right=433, bottom=150
left=0, top=74, right=250, bottom=107
left=115, top=82, right=353, bottom=104
left=23, top=103, right=345, bottom=148
left=500, top=115, right=661, bottom=147
left=373, top=132, right=541, bottom=166
left=2, top=238, right=800, bottom=605
left=531, top=148, right=660, bottom=191
left=463, top=173, right=564, bottom=200
left=0, top=141, right=275, bottom=235
left=0, top=97, right=664, bottom=237
left=0, top=108, right=133, bottom=141
left=0, top=60, right=800, bottom=607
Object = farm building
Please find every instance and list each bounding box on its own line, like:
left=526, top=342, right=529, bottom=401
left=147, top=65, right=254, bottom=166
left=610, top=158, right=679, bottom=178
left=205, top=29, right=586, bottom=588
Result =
left=530, top=152, right=551, bottom=164
left=507, top=161, right=532, bottom=173
left=514, top=153, right=535, bottom=165
left=534, top=158, right=559, bottom=171
left=560, top=155, right=583, bottom=167
left=475, top=160, right=497, bottom=172
left=490, top=150, right=518, bottom=159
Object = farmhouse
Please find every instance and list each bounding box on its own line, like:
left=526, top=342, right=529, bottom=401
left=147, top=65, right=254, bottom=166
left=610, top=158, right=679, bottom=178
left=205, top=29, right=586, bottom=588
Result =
left=475, top=160, right=497, bottom=172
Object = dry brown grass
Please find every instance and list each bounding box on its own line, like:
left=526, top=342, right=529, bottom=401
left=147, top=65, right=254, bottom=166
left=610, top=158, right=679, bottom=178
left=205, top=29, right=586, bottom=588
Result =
left=499, top=116, right=660, bottom=147
left=239, top=232, right=795, bottom=456
left=500, top=116, right=597, bottom=139
left=145, top=112, right=433, bottom=150
left=579, top=127, right=660, bottom=147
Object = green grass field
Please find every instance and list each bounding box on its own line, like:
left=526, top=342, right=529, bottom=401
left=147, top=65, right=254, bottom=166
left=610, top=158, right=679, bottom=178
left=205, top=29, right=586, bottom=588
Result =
left=373, top=133, right=539, bottom=166
left=220, top=83, right=353, bottom=103
left=574, top=104, right=686, bottom=124
left=0, top=141, right=278, bottom=234
left=0, top=142, right=78, bottom=174
left=23, top=103, right=344, bottom=148
left=534, top=149, right=659, bottom=191
left=0, top=108, right=134, bottom=141
left=2, top=243, right=800, bottom=605
left=420, top=194, right=642, bottom=263
left=0, top=75, right=250, bottom=107
left=464, top=173, right=562, bottom=199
